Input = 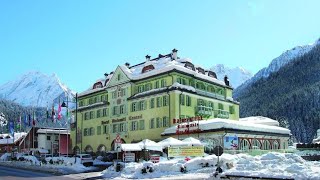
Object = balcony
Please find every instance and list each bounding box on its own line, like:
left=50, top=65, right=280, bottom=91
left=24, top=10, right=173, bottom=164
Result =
left=214, top=109, right=229, bottom=119
left=195, top=105, right=213, bottom=116
left=196, top=89, right=225, bottom=100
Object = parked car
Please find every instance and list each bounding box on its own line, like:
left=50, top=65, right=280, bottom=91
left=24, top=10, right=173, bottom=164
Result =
left=103, top=151, right=117, bottom=162
left=75, top=154, right=93, bottom=166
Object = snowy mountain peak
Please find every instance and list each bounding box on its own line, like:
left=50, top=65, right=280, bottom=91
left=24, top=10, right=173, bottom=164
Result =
left=0, top=71, right=74, bottom=107
left=210, top=65, right=253, bottom=88
left=234, top=37, right=320, bottom=98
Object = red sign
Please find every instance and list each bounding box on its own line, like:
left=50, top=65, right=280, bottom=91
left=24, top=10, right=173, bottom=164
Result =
left=175, top=116, right=203, bottom=135
left=115, top=134, right=122, bottom=143
left=173, top=116, right=203, bottom=124
left=150, top=155, right=160, bottom=163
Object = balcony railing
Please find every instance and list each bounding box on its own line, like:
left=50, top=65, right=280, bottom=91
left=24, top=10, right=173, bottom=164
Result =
left=196, top=89, right=225, bottom=100
left=196, top=105, right=213, bottom=116
left=214, top=109, right=229, bottom=119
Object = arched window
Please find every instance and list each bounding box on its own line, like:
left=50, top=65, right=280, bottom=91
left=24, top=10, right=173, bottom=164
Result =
left=85, top=145, right=93, bottom=153
left=252, top=139, right=261, bottom=149
left=93, top=82, right=103, bottom=89
left=196, top=67, right=205, bottom=74
left=240, top=139, right=250, bottom=150
left=272, top=140, right=279, bottom=150
left=208, top=71, right=217, bottom=79
left=184, top=62, right=195, bottom=71
left=262, top=140, right=271, bottom=150
left=142, top=65, right=155, bottom=73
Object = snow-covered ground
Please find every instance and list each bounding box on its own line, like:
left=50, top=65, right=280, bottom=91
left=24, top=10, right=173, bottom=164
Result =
left=0, top=153, right=98, bottom=174
left=101, top=152, right=320, bottom=180
left=1, top=151, right=320, bottom=179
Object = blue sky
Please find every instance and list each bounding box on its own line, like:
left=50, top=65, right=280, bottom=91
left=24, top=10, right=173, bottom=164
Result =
left=1, top=0, right=320, bottom=92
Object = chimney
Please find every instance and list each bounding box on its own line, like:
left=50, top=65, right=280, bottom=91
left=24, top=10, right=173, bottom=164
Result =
left=125, top=62, right=130, bottom=67
left=224, top=75, right=230, bottom=86
left=172, top=48, right=178, bottom=60
left=104, top=73, right=109, bottom=77
left=145, top=55, right=151, bottom=61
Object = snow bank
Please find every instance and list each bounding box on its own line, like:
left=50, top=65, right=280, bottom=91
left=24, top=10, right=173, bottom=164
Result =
left=102, top=152, right=320, bottom=180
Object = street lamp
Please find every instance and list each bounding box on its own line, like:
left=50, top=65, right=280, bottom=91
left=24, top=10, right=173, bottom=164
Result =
left=61, top=93, right=78, bottom=159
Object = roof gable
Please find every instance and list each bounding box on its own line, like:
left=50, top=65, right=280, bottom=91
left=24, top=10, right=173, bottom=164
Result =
left=106, top=66, right=130, bottom=88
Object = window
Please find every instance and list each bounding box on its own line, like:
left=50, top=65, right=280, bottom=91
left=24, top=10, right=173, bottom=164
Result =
left=208, top=102, right=214, bottom=108
left=89, top=127, right=95, bottom=136
left=84, top=112, right=89, bottom=120
left=156, top=97, right=162, bottom=107
left=139, top=120, right=145, bottom=130
left=186, top=95, right=191, bottom=106
left=155, top=81, right=159, bottom=89
left=272, top=140, right=279, bottom=150
left=117, top=74, right=121, bottom=81
left=119, top=123, right=126, bottom=132
left=163, top=96, right=168, bottom=106
left=252, top=139, right=261, bottom=149
left=131, top=121, right=138, bottom=131
left=161, top=79, right=166, bottom=87
left=89, top=111, right=94, bottom=119
left=189, top=80, right=195, bottom=87
left=139, top=101, right=145, bottom=110
left=240, top=139, right=250, bottom=150
left=121, top=89, right=126, bottom=96
left=102, top=108, right=108, bottom=117
left=180, top=94, right=185, bottom=105
left=117, top=89, right=121, bottom=97
left=113, top=106, right=118, bottom=115
left=112, top=91, right=117, bottom=99
left=138, top=85, right=144, bottom=93
left=79, top=101, right=84, bottom=107
left=94, top=97, right=97, bottom=103
left=229, top=106, right=235, bottom=114
left=177, top=77, right=186, bottom=85
left=162, top=117, right=169, bottom=127
left=150, top=118, right=155, bottom=129
left=145, top=83, right=152, bottom=91
left=263, top=140, right=271, bottom=150
left=156, top=118, right=162, bottom=128
left=218, top=103, right=224, bottom=110
left=103, top=125, right=109, bottom=134
left=84, top=128, right=88, bottom=136
left=97, top=126, right=101, bottom=135
left=150, top=98, right=155, bottom=108
left=120, top=105, right=125, bottom=114
left=47, top=136, right=51, bottom=141
left=132, top=103, right=137, bottom=112
left=113, top=124, right=119, bottom=133
left=97, top=109, right=101, bottom=118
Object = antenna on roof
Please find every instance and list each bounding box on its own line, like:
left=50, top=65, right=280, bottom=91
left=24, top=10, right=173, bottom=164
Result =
left=145, top=55, right=151, bottom=61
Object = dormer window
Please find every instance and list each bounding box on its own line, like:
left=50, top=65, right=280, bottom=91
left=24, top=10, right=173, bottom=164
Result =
left=196, top=67, right=205, bottom=74
left=184, top=62, right=195, bottom=71
left=208, top=71, right=217, bottom=79
left=93, top=82, right=103, bottom=89
left=142, top=65, right=155, bottom=73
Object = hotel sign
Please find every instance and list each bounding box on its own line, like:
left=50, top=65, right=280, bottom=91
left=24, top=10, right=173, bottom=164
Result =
left=112, top=117, right=126, bottom=123
left=129, top=114, right=143, bottom=120
left=174, top=116, right=203, bottom=135
left=173, top=116, right=203, bottom=124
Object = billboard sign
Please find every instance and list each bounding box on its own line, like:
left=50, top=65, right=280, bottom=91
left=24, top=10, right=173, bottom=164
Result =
left=224, top=135, right=238, bottom=150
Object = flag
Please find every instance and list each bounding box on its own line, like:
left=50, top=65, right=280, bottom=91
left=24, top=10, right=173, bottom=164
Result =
left=58, top=103, right=62, bottom=120
left=46, top=104, right=49, bottom=120
left=28, top=114, right=31, bottom=126
left=32, top=111, right=36, bottom=126
left=24, top=114, right=28, bottom=127
left=51, top=104, right=55, bottom=122
left=16, top=116, right=21, bottom=130
left=9, top=121, right=14, bottom=137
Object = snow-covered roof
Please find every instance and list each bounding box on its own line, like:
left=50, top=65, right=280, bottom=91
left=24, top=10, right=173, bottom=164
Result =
left=119, top=57, right=226, bottom=87
left=157, top=137, right=188, bottom=148
left=37, top=129, right=69, bottom=135
left=181, top=137, right=202, bottom=146
left=137, top=139, right=163, bottom=151
left=0, top=132, right=27, bottom=145
left=120, top=144, right=142, bottom=151
left=79, top=73, right=113, bottom=97
left=239, top=116, right=280, bottom=126
left=162, top=118, right=290, bottom=136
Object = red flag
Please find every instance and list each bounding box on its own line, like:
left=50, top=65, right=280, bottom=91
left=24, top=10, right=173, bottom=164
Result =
left=58, top=104, right=62, bottom=120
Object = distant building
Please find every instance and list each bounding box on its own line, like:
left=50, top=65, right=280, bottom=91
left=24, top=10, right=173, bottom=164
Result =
left=0, top=132, right=26, bottom=153
left=70, top=49, right=290, bottom=155
left=18, top=127, right=70, bottom=155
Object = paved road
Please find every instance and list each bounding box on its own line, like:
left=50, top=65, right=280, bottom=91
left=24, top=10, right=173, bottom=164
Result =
left=0, top=165, right=74, bottom=180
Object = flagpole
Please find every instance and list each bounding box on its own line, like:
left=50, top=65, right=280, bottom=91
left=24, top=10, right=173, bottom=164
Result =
left=66, top=94, right=69, bottom=157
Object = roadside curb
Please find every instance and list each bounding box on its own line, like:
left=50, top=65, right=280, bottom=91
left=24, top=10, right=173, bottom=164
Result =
left=0, top=161, right=65, bottom=175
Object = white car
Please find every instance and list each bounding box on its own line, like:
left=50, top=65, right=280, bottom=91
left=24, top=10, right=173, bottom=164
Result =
left=75, top=154, right=93, bottom=166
